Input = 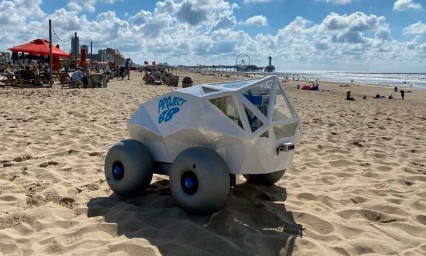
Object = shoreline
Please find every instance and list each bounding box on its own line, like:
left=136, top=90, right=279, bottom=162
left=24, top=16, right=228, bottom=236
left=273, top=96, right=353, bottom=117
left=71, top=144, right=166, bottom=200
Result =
left=175, top=69, right=426, bottom=92
left=175, top=68, right=426, bottom=90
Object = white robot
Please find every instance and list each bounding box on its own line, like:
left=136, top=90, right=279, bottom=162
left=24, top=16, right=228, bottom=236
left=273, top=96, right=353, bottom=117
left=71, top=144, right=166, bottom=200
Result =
left=105, top=75, right=300, bottom=214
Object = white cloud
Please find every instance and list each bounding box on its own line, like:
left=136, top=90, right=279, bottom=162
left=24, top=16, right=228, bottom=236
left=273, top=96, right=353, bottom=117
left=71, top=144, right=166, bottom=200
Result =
left=243, top=0, right=272, bottom=3
left=403, top=21, right=426, bottom=35
left=67, top=0, right=96, bottom=12
left=0, top=0, right=46, bottom=47
left=271, top=12, right=401, bottom=67
left=241, top=15, right=268, bottom=26
left=393, top=0, right=422, bottom=11
left=406, top=36, right=422, bottom=49
left=316, top=0, right=352, bottom=5
left=0, top=0, right=45, bottom=22
left=67, top=0, right=122, bottom=13
left=176, top=0, right=237, bottom=26
left=319, top=12, right=391, bottom=43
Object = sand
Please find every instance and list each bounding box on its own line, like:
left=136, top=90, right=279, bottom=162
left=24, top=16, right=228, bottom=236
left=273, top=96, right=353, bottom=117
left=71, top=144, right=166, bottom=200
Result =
left=0, top=71, right=425, bottom=255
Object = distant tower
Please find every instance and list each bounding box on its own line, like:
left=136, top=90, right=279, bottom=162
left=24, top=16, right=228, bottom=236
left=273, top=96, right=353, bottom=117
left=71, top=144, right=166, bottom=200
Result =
left=71, top=32, right=80, bottom=59
left=268, top=56, right=272, bottom=67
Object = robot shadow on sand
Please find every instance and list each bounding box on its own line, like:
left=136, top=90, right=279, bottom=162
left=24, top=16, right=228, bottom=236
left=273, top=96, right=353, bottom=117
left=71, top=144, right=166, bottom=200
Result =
left=87, top=180, right=303, bottom=255
left=104, top=75, right=301, bottom=215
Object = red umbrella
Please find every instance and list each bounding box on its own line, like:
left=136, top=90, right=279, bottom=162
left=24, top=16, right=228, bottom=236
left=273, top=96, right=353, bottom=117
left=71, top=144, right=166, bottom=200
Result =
left=8, top=39, right=70, bottom=58
left=79, top=48, right=86, bottom=68
left=52, top=56, right=61, bottom=71
left=52, top=44, right=62, bottom=71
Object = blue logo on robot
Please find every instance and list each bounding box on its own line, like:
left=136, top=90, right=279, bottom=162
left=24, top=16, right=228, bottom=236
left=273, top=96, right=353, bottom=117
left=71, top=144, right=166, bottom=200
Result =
left=158, top=96, right=187, bottom=124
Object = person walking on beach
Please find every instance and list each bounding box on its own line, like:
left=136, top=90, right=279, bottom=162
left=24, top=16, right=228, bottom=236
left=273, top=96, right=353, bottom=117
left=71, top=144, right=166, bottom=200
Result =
left=123, top=58, right=131, bottom=80
left=400, top=90, right=405, bottom=100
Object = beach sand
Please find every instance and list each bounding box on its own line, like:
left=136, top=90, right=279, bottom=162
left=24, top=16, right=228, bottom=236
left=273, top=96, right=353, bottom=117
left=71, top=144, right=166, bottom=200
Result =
left=0, top=71, right=425, bottom=255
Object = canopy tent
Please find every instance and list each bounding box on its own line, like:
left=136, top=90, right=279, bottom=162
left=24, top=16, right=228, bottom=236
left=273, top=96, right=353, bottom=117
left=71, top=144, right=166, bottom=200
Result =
left=8, top=39, right=71, bottom=58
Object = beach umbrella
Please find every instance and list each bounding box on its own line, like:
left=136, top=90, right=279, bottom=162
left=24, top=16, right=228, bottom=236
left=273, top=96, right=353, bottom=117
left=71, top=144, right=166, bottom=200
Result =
left=52, top=56, right=61, bottom=71
left=52, top=44, right=61, bottom=71
left=8, top=39, right=71, bottom=58
left=79, top=48, right=86, bottom=68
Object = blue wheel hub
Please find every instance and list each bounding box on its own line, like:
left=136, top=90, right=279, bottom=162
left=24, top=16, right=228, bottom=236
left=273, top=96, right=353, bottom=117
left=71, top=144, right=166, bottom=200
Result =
left=112, top=161, right=124, bottom=180
left=181, top=171, right=198, bottom=195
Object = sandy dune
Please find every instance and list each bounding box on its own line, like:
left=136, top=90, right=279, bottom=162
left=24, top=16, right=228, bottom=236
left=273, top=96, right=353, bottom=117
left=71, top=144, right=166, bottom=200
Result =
left=0, top=71, right=425, bottom=255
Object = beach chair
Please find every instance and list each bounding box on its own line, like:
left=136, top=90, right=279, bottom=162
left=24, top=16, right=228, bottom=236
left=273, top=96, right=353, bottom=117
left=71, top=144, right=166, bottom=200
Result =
left=15, top=74, right=38, bottom=88
left=68, top=80, right=82, bottom=88
left=167, top=75, right=179, bottom=87
left=154, top=79, right=162, bottom=85
left=0, top=74, right=17, bottom=87
left=90, top=74, right=108, bottom=88
left=59, top=72, right=69, bottom=87
left=144, top=74, right=155, bottom=85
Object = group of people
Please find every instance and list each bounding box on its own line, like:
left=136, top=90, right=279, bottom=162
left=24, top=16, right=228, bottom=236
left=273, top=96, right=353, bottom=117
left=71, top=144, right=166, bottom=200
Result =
left=143, top=66, right=168, bottom=84
left=1, top=56, right=133, bottom=85
left=300, top=83, right=320, bottom=91
left=62, top=58, right=132, bottom=85
left=343, top=84, right=410, bottom=101
left=0, top=63, right=51, bottom=84
left=345, top=91, right=406, bottom=101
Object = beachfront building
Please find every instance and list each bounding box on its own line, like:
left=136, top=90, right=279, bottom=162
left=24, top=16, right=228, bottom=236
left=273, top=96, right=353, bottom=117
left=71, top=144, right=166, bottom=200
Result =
left=0, top=51, right=11, bottom=63
left=91, top=48, right=125, bottom=65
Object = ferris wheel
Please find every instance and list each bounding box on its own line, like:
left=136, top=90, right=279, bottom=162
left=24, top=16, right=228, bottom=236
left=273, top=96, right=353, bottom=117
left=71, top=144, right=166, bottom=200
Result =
left=235, top=54, right=250, bottom=67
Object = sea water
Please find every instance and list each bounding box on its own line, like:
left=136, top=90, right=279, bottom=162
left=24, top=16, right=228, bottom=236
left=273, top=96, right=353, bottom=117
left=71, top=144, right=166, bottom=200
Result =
left=273, top=71, right=426, bottom=89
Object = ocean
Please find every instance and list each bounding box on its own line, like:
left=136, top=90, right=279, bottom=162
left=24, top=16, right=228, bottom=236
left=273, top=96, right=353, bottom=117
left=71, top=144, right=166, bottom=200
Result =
left=272, top=71, right=426, bottom=89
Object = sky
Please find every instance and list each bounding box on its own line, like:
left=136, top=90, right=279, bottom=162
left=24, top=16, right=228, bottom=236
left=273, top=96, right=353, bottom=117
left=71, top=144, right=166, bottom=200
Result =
left=1, top=0, right=425, bottom=72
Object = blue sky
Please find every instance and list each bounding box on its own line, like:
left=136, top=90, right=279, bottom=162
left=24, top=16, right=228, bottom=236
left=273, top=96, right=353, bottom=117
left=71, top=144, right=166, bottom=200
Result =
left=1, top=0, right=425, bottom=72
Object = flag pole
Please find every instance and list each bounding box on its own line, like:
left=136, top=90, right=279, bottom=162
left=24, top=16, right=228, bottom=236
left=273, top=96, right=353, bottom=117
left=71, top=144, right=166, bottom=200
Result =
left=49, top=19, right=53, bottom=87
left=90, top=41, right=93, bottom=67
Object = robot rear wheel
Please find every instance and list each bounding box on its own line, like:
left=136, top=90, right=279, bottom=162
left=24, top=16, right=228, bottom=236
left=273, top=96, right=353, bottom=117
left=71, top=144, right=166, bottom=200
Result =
left=104, top=139, right=153, bottom=196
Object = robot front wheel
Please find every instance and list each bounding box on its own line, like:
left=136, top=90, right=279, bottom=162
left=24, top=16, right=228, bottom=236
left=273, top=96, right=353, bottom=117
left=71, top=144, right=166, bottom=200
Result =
left=243, top=169, right=286, bottom=186
left=169, top=146, right=230, bottom=215
left=104, top=139, right=154, bottom=196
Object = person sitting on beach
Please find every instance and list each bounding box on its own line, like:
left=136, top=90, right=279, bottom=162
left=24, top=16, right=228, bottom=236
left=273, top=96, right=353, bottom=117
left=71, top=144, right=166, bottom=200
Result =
left=21, top=65, right=36, bottom=80
left=71, top=68, right=88, bottom=85
left=43, top=65, right=51, bottom=78
left=310, top=83, right=319, bottom=91
left=346, top=95, right=356, bottom=101
left=5, top=65, right=14, bottom=75
left=103, top=66, right=112, bottom=75
left=32, top=65, right=40, bottom=75
left=389, top=95, right=394, bottom=99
